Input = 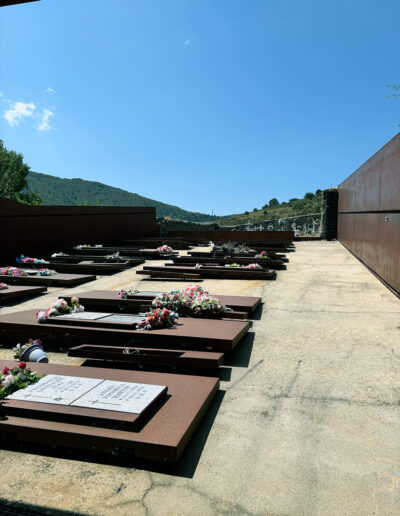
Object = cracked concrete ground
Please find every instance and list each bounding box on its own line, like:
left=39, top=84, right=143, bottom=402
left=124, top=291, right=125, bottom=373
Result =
left=0, top=241, right=399, bottom=515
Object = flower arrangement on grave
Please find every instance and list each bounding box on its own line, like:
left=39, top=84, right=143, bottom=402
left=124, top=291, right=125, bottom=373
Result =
left=51, top=252, right=67, bottom=258
left=213, top=243, right=255, bottom=255
left=156, top=245, right=174, bottom=253
left=118, top=288, right=139, bottom=299
left=105, top=252, right=121, bottom=262
left=38, top=268, right=57, bottom=276
left=190, top=295, right=230, bottom=315
left=183, top=285, right=208, bottom=297
left=0, top=362, right=42, bottom=401
left=255, top=251, right=270, bottom=259
left=0, top=267, right=27, bottom=277
left=151, top=285, right=231, bottom=316
left=73, top=244, right=93, bottom=250
left=13, top=338, right=42, bottom=360
left=16, top=255, right=49, bottom=265
left=152, top=290, right=191, bottom=311
left=245, top=263, right=263, bottom=270
left=224, top=263, right=241, bottom=268
left=194, top=263, right=202, bottom=269
left=136, top=308, right=178, bottom=330
left=0, top=282, right=8, bottom=290
left=36, top=297, right=84, bottom=323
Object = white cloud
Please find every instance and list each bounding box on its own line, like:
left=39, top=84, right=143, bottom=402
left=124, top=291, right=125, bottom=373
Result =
left=184, top=39, right=190, bottom=46
left=4, top=101, right=36, bottom=126
left=45, top=87, right=56, bottom=95
left=38, top=108, right=54, bottom=131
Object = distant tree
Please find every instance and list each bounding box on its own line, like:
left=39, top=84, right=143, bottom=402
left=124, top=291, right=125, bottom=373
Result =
left=288, top=198, right=298, bottom=203
left=244, top=210, right=249, bottom=215
left=304, top=192, right=315, bottom=200
left=253, top=208, right=258, bottom=212
left=315, top=189, right=322, bottom=195
left=0, top=140, right=41, bottom=205
left=268, top=198, right=279, bottom=207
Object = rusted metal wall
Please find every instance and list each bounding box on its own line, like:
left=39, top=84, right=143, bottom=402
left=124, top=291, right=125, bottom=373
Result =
left=0, top=198, right=157, bottom=262
left=338, top=132, right=400, bottom=294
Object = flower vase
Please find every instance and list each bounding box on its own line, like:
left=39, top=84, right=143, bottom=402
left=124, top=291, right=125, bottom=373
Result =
left=21, top=344, right=48, bottom=363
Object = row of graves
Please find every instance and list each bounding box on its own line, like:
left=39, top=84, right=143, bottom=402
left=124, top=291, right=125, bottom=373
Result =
left=0, top=231, right=294, bottom=463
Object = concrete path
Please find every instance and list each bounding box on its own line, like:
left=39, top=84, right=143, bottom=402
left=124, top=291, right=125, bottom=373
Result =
left=0, top=241, right=399, bottom=515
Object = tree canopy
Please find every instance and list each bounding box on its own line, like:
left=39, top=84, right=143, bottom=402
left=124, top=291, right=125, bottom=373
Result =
left=0, top=140, right=41, bottom=205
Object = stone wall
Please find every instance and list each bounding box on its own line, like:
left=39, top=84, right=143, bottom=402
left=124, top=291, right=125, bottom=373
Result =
left=158, top=213, right=322, bottom=236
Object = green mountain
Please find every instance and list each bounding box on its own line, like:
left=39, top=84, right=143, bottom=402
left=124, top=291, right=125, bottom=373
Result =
left=26, top=171, right=324, bottom=224
left=216, top=191, right=323, bottom=225
left=26, top=171, right=216, bottom=222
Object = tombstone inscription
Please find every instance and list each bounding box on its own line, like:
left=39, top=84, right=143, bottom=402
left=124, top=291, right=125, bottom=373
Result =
left=7, top=374, right=167, bottom=415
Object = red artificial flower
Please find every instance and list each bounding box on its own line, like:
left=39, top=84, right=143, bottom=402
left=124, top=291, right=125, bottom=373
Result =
left=2, top=367, right=9, bottom=375
left=19, top=361, right=27, bottom=369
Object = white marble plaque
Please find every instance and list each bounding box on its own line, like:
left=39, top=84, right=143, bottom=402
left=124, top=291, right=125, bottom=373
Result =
left=130, top=291, right=162, bottom=297
left=100, top=315, right=144, bottom=324
left=56, top=312, right=112, bottom=321
left=70, top=380, right=166, bottom=414
left=6, top=375, right=167, bottom=414
left=6, top=375, right=102, bottom=405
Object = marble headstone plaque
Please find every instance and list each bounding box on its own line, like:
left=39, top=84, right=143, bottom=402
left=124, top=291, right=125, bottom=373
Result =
left=7, top=375, right=102, bottom=405
left=70, top=380, right=167, bottom=414
left=100, top=314, right=144, bottom=324
left=7, top=375, right=167, bottom=415
left=56, top=312, right=112, bottom=321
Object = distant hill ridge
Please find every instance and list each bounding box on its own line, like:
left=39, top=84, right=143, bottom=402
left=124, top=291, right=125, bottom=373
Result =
left=27, top=171, right=216, bottom=222
left=27, top=171, right=323, bottom=224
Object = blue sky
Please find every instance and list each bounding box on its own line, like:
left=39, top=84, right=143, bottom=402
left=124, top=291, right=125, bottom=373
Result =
left=0, top=0, right=399, bottom=215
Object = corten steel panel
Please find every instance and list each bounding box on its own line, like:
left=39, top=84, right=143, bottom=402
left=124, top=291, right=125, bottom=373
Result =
left=359, top=213, right=379, bottom=271
left=376, top=213, right=400, bottom=293
left=168, top=230, right=294, bottom=243
left=338, top=149, right=382, bottom=212
left=337, top=213, right=354, bottom=250
left=338, top=173, right=358, bottom=213
left=0, top=199, right=157, bottom=262
left=351, top=214, right=364, bottom=260
left=380, top=133, right=400, bottom=211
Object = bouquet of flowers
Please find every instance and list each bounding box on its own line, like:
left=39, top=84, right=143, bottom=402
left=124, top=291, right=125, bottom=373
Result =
left=51, top=252, right=67, bottom=258
left=255, top=251, right=270, bottom=259
left=152, top=290, right=191, bottom=311
left=183, top=285, right=208, bottom=297
left=156, top=245, right=174, bottom=253
left=16, top=255, right=49, bottom=264
left=13, top=338, right=42, bottom=360
left=151, top=285, right=231, bottom=316
left=36, top=297, right=84, bottom=323
left=224, top=263, right=241, bottom=268
left=73, top=244, right=94, bottom=250
left=0, top=267, right=27, bottom=277
left=105, top=252, right=121, bottom=262
left=245, top=263, right=263, bottom=270
left=118, top=288, right=139, bottom=299
left=0, top=282, right=8, bottom=290
left=191, top=294, right=230, bottom=315
left=136, top=308, right=178, bottom=331
left=0, top=362, right=42, bottom=400
left=38, top=268, right=57, bottom=276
